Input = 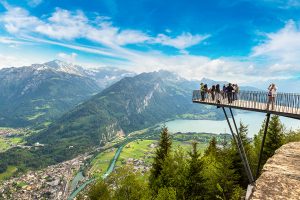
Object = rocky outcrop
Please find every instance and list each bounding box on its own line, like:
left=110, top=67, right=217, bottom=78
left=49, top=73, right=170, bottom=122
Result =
left=250, top=142, right=300, bottom=200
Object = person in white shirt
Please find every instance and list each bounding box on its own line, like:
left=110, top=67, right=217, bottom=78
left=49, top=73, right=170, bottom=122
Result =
left=267, top=83, right=277, bottom=110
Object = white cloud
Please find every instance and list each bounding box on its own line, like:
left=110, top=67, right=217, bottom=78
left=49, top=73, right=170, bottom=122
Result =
left=0, top=36, right=28, bottom=46
left=0, top=3, right=297, bottom=84
left=0, top=54, right=32, bottom=68
left=36, top=9, right=88, bottom=40
left=153, top=33, right=209, bottom=50
left=254, top=0, right=300, bottom=9
left=0, top=4, right=205, bottom=51
left=0, top=6, right=41, bottom=34
left=58, top=52, right=77, bottom=63
left=28, top=0, right=43, bottom=7
left=252, top=20, right=300, bottom=74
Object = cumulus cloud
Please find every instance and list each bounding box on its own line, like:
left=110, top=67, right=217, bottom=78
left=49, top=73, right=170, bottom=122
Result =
left=0, top=6, right=41, bottom=33
left=252, top=20, right=300, bottom=74
left=35, top=9, right=87, bottom=40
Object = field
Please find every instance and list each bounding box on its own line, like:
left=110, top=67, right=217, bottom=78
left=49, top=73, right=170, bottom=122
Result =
left=87, top=132, right=228, bottom=179
left=116, top=139, right=157, bottom=167
left=0, top=128, right=26, bottom=152
left=89, top=148, right=117, bottom=177
left=0, top=166, right=17, bottom=181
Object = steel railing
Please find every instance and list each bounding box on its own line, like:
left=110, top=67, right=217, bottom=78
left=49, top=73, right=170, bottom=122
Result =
left=192, top=90, right=300, bottom=115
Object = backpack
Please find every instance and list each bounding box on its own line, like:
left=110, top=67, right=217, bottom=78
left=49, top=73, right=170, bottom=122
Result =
left=268, top=91, right=272, bottom=96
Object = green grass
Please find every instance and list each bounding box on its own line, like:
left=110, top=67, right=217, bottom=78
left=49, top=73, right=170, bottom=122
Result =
left=0, top=166, right=17, bottom=180
left=116, top=139, right=208, bottom=168
left=9, top=137, right=23, bottom=144
left=0, top=134, right=25, bottom=152
left=0, top=138, right=9, bottom=152
left=90, top=148, right=117, bottom=177
left=16, top=181, right=28, bottom=188
left=116, top=139, right=157, bottom=167
left=26, top=112, right=45, bottom=120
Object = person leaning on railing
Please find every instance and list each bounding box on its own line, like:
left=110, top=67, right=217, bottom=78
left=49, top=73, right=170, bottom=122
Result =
left=267, top=83, right=277, bottom=110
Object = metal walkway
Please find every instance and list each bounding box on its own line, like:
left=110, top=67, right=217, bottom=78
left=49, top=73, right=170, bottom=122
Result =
left=192, top=90, right=300, bottom=185
left=192, top=90, right=300, bottom=120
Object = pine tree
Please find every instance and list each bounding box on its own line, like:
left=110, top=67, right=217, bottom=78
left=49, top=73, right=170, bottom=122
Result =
left=185, top=142, right=206, bottom=200
left=107, top=165, right=149, bottom=200
left=264, top=115, right=284, bottom=159
left=254, top=115, right=284, bottom=174
left=149, top=126, right=172, bottom=193
left=204, top=137, right=218, bottom=156
left=215, top=147, right=240, bottom=200
left=87, top=180, right=112, bottom=200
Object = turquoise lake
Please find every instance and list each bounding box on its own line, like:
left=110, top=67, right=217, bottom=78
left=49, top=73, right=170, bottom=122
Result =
left=166, top=111, right=300, bottom=138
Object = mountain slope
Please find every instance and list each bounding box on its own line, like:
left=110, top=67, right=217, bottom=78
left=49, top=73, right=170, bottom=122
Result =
left=0, top=66, right=99, bottom=127
left=28, top=71, right=222, bottom=153
left=0, top=60, right=134, bottom=127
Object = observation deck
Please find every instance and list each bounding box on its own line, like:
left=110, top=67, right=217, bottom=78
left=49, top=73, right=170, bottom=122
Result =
left=192, top=90, right=300, bottom=120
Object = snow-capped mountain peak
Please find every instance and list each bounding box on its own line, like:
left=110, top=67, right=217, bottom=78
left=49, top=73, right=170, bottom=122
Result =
left=41, top=60, right=85, bottom=76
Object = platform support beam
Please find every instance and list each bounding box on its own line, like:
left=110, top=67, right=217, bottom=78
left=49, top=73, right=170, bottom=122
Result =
left=256, top=113, right=271, bottom=179
left=229, top=108, right=254, bottom=183
left=222, top=107, right=254, bottom=184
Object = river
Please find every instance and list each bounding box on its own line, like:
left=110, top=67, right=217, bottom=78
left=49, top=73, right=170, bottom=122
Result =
left=166, top=111, right=300, bottom=138
left=68, top=144, right=125, bottom=200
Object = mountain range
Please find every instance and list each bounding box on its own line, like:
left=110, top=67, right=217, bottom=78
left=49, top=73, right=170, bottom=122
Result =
left=26, top=70, right=223, bottom=160
left=0, top=60, right=134, bottom=127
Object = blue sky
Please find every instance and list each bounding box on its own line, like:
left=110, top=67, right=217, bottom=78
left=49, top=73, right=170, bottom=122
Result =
left=0, top=0, right=300, bottom=88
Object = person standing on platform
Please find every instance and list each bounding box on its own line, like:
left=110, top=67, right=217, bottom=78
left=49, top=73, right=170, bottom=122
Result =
left=235, top=84, right=240, bottom=100
left=222, top=84, right=227, bottom=99
left=232, top=84, right=236, bottom=102
left=227, top=83, right=234, bottom=104
left=211, top=85, right=216, bottom=101
left=216, top=84, right=221, bottom=103
left=267, top=83, right=277, bottom=110
left=204, top=84, right=208, bottom=100
left=200, top=83, right=205, bottom=101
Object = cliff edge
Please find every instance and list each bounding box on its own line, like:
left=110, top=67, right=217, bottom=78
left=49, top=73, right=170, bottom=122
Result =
left=250, top=142, right=300, bottom=200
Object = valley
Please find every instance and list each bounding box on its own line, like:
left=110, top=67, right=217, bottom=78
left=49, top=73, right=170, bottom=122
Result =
left=0, top=61, right=299, bottom=199
left=0, top=123, right=231, bottom=199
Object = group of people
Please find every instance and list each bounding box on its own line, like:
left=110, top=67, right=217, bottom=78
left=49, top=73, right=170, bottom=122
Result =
left=199, top=82, right=240, bottom=104
left=198, top=82, right=278, bottom=110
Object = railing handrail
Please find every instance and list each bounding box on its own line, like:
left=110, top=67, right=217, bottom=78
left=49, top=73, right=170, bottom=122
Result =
left=193, top=89, right=300, bottom=96
left=192, top=90, right=300, bottom=116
